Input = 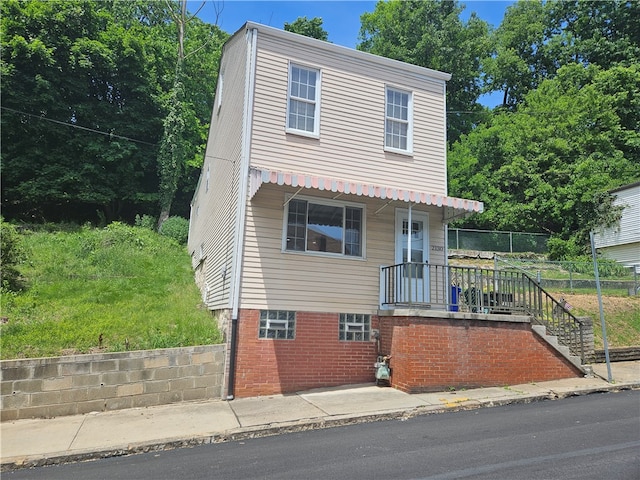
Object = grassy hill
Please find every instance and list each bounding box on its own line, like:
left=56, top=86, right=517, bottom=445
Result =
left=1, top=223, right=221, bottom=360
left=1, top=225, right=637, bottom=360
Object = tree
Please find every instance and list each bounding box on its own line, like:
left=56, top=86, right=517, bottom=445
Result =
left=448, top=63, right=640, bottom=255
left=484, top=0, right=640, bottom=109
left=358, top=0, right=492, bottom=143
left=1, top=0, right=164, bottom=222
left=157, top=0, right=228, bottom=227
left=482, top=1, right=548, bottom=108
left=1, top=0, right=227, bottom=224
left=284, top=16, right=329, bottom=41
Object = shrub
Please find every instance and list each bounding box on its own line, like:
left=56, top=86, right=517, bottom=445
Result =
left=135, top=214, right=157, bottom=230
left=159, top=216, right=189, bottom=245
left=0, top=218, right=26, bottom=291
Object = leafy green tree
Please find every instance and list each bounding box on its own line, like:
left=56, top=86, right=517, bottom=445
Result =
left=1, top=0, right=164, bottom=222
left=449, top=63, right=640, bottom=256
left=358, top=0, right=492, bottom=143
left=284, top=16, right=329, bottom=41
left=482, top=0, right=548, bottom=108
left=484, top=0, right=640, bottom=109
left=1, top=0, right=227, bottom=224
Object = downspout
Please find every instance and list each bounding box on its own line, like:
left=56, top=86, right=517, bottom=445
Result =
left=227, top=26, right=258, bottom=400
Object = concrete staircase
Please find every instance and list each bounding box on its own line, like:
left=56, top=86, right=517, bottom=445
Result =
left=531, top=324, right=590, bottom=374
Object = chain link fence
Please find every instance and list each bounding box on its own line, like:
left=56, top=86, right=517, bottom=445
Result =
left=448, top=228, right=550, bottom=254
left=494, top=256, right=639, bottom=295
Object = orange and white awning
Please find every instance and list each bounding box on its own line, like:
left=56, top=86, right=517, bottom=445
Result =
left=249, top=167, right=483, bottom=222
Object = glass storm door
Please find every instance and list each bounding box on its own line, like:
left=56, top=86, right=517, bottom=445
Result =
left=395, top=210, right=429, bottom=303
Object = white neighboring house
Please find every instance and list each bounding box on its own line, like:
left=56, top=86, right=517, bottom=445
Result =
left=594, top=182, right=640, bottom=274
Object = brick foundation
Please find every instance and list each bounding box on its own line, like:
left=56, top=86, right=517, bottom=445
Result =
left=379, top=315, right=582, bottom=394
left=233, top=310, right=379, bottom=397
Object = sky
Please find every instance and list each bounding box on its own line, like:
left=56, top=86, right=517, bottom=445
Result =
left=191, top=0, right=515, bottom=107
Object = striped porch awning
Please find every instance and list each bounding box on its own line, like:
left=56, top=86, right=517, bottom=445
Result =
left=249, top=167, right=483, bottom=222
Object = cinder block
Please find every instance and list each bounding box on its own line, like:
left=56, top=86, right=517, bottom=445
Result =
left=118, top=358, right=145, bottom=371
left=12, top=379, right=43, bottom=393
left=101, top=371, right=128, bottom=385
left=144, top=357, right=169, bottom=369
left=15, top=405, right=52, bottom=420
left=128, top=369, right=155, bottom=382
left=157, top=391, right=183, bottom=404
left=171, top=353, right=192, bottom=366
left=144, top=380, right=169, bottom=394
left=30, top=391, right=61, bottom=407
left=1, top=408, right=18, bottom=421
left=47, top=403, right=78, bottom=418
left=1, top=381, right=14, bottom=395
left=169, top=378, right=194, bottom=391
left=154, top=367, right=179, bottom=381
left=1, top=392, right=29, bottom=409
left=105, top=396, right=133, bottom=411
left=91, top=359, right=118, bottom=372
left=178, top=365, right=202, bottom=377
left=60, top=388, right=88, bottom=403
left=193, top=375, right=215, bottom=389
left=87, top=385, right=117, bottom=400
left=131, top=393, right=160, bottom=408
left=61, top=362, right=91, bottom=375
left=33, top=363, right=60, bottom=379
left=183, top=388, right=207, bottom=402
left=76, top=399, right=106, bottom=414
left=42, top=376, right=73, bottom=391
left=72, top=374, right=101, bottom=388
left=0, top=366, right=33, bottom=382
left=192, top=352, right=215, bottom=364
left=116, top=383, right=143, bottom=397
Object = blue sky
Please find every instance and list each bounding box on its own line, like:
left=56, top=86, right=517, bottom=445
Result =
left=194, top=1, right=513, bottom=47
left=192, top=0, right=515, bottom=106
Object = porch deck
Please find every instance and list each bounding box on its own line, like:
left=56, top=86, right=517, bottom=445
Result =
left=379, top=263, right=589, bottom=363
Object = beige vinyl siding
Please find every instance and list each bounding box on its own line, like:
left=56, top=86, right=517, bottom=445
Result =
left=249, top=33, right=448, bottom=194
left=239, top=184, right=445, bottom=312
left=188, top=32, right=248, bottom=310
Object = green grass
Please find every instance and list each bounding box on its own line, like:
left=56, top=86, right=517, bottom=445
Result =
left=1, top=223, right=222, bottom=359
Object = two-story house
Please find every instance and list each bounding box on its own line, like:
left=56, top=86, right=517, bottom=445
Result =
left=188, top=23, right=584, bottom=399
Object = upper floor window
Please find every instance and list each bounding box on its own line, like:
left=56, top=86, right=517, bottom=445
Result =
left=385, top=87, right=413, bottom=154
left=285, top=197, right=363, bottom=258
left=287, top=64, right=320, bottom=137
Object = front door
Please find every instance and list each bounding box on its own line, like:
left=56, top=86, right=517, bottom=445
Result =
left=395, top=209, right=429, bottom=303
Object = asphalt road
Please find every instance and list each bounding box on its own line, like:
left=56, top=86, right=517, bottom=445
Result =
left=7, top=390, right=640, bottom=480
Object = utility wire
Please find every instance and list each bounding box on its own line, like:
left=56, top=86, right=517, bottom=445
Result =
left=1, top=106, right=158, bottom=146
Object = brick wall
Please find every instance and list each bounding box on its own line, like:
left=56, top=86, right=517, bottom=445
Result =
left=379, top=315, right=582, bottom=394
left=233, top=310, right=379, bottom=397
left=1, top=345, right=225, bottom=421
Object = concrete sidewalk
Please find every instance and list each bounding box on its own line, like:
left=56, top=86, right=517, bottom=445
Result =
left=2, top=361, right=638, bottom=471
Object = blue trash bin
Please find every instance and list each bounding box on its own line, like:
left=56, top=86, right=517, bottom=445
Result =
left=450, top=285, right=461, bottom=311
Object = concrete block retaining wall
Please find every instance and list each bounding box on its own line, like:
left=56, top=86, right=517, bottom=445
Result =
left=1, top=345, right=226, bottom=421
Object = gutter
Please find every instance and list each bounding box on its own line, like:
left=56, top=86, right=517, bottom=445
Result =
left=226, top=26, right=258, bottom=400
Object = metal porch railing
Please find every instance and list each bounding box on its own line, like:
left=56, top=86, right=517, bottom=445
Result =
left=380, top=263, right=586, bottom=363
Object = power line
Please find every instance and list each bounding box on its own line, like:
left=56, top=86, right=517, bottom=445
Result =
left=1, top=106, right=158, bottom=146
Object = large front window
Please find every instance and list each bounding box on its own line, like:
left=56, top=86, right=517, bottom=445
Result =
left=287, top=64, right=320, bottom=136
left=285, top=198, right=363, bottom=257
left=385, top=87, right=412, bottom=153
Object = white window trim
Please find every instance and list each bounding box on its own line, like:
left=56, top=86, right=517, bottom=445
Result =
left=384, top=85, right=414, bottom=155
left=285, top=62, right=321, bottom=139
left=281, top=194, right=366, bottom=259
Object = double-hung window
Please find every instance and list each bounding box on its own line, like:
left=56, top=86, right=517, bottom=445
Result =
left=285, top=198, right=363, bottom=257
left=385, top=87, right=413, bottom=154
left=287, top=63, right=320, bottom=137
